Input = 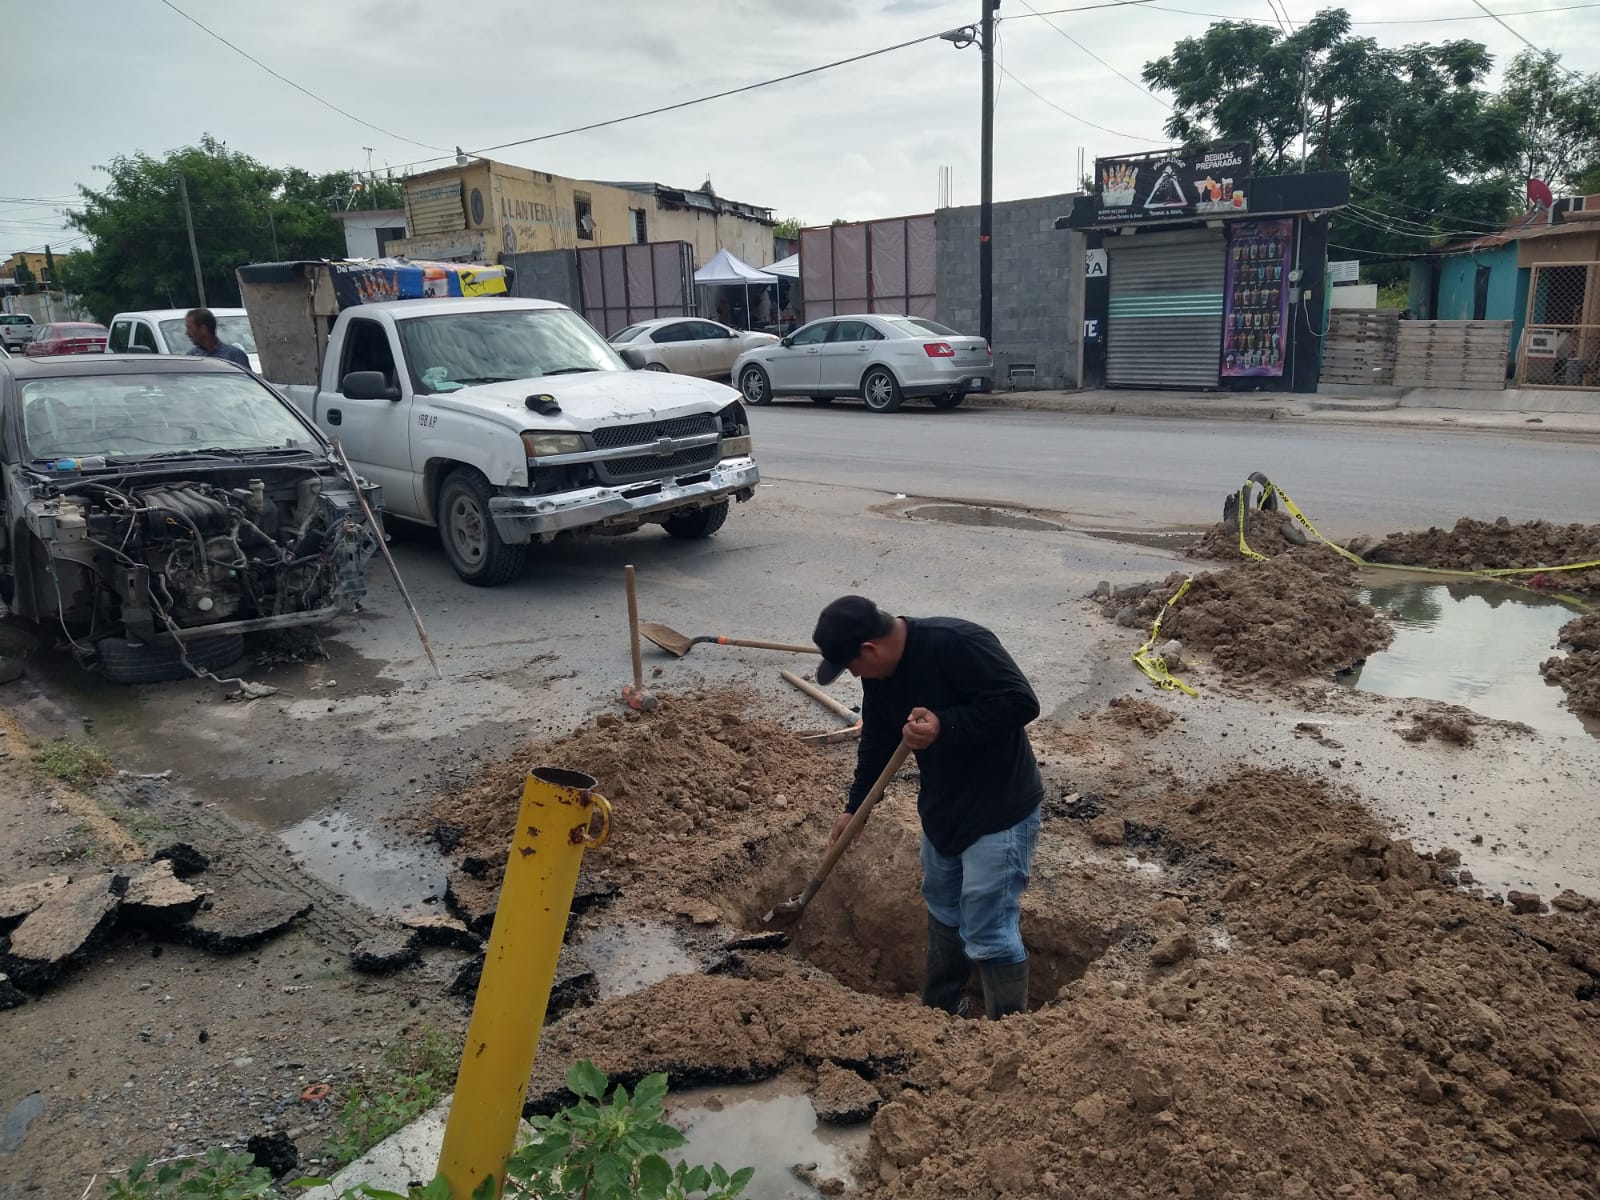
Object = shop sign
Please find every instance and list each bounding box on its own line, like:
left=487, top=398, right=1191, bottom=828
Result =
left=1094, top=143, right=1252, bottom=226
left=1222, top=218, right=1292, bottom=378
left=1085, top=248, right=1108, bottom=277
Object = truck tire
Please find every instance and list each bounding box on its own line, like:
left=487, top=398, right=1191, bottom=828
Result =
left=99, top=632, right=244, bottom=685
left=663, top=500, right=729, bottom=540
left=438, top=467, right=527, bottom=587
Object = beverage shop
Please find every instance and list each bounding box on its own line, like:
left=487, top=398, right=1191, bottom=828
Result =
left=1059, top=144, right=1350, bottom=392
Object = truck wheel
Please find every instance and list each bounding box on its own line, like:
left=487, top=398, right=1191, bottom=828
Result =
left=99, top=633, right=244, bottom=685
left=663, top=500, right=729, bottom=540
left=861, top=367, right=904, bottom=413
left=438, top=468, right=528, bottom=587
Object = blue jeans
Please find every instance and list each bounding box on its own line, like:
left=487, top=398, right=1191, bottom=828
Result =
left=919, top=805, right=1040, bottom=965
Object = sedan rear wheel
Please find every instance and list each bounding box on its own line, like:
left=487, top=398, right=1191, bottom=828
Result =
left=644, top=362, right=669, bottom=372
left=739, top=364, right=773, bottom=406
left=930, top=391, right=965, bottom=410
left=861, top=367, right=904, bottom=413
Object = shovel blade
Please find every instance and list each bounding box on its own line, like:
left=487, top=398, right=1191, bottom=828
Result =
left=639, top=622, right=694, bottom=658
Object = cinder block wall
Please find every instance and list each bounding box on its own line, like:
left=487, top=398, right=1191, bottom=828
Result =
left=936, top=193, right=1081, bottom=390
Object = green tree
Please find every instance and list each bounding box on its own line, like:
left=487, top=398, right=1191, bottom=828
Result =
left=64, top=135, right=376, bottom=321
left=772, top=217, right=802, bottom=239
left=11, top=261, right=34, bottom=288
left=1499, top=50, right=1600, bottom=193
left=1142, top=9, right=1524, bottom=266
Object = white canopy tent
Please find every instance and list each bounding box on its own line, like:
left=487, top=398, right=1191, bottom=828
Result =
left=766, top=253, right=799, bottom=279
left=694, top=249, right=778, bottom=329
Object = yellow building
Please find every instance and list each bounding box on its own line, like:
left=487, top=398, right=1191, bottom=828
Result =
left=2, top=251, right=52, bottom=282
left=389, top=158, right=776, bottom=267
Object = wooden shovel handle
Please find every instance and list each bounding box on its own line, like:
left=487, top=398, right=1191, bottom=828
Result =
left=781, top=670, right=858, bottom=723
left=719, top=637, right=819, bottom=654
left=624, top=565, right=643, bottom=691
left=807, top=740, right=913, bottom=893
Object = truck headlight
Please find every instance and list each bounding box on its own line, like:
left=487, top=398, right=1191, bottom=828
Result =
left=717, top=401, right=749, bottom=437
left=521, top=431, right=584, bottom=458
left=720, top=435, right=753, bottom=458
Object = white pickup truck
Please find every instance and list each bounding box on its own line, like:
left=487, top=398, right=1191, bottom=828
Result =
left=237, top=260, right=759, bottom=586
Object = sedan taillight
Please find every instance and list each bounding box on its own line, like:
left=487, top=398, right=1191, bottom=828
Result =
left=922, top=342, right=955, bottom=358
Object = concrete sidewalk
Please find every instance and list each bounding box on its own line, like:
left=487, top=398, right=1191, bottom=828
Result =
left=969, top=385, right=1600, bottom=438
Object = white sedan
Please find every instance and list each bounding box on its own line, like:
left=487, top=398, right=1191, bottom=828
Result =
left=731, top=314, right=992, bottom=413
left=609, top=318, right=778, bottom=379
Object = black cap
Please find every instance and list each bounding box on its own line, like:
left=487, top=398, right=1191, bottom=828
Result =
left=812, top=595, right=894, bottom=685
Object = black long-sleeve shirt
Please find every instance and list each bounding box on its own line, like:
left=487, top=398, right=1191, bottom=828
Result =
left=846, top=616, right=1043, bottom=856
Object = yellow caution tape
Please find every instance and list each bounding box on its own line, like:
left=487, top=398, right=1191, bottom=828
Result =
left=1131, top=577, right=1198, bottom=696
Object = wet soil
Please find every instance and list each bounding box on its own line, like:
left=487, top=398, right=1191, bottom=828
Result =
left=1543, top=614, right=1600, bottom=719
left=1366, top=517, right=1600, bottom=596
left=1100, top=551, right=1394, bottom=683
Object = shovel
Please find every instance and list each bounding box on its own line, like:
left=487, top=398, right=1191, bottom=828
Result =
left=639, top=622, right=817, bottom=660
left=763, top=738, right=913, bottom=927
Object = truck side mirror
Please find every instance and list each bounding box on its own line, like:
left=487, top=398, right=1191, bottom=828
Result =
left=342, top=370, right=400, bottom=401
left=617, top=347, right=647, bottom=371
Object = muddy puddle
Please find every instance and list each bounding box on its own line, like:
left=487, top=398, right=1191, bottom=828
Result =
left=573, top=919, right=697, bottom=1000
left=280, top=810, right=447, bottom=914
left=902, top=503, right=1062, bottom=532
left=665, top=1078, right=868, bottom=1200
left=1341, top=575, right=1599, bottom=740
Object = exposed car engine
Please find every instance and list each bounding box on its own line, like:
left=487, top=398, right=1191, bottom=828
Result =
left=17, top=471, right=380, bottom=646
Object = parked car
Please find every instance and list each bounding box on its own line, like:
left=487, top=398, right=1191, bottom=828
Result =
left=106, top=307, right=262, bottom=373
left=238, top=260, right=759, bottom=587
left=0, top=314, right=36, bottom=353
left=608, top=318, right=778, bottom=379
left=24, top=322, right=109, bottom=357
left=732, top=314, right=991, bottom=413
left=0, top=354, right=383, bottom=683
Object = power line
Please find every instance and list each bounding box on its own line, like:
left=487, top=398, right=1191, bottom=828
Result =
left=1468, top=0, right=1579, bottom=75
left=1011, top=0, right=1171, bottom=107
left=999, top=64, right=1169, bottom=141
left=155, top=0, right=448, bottom=152
left=1264, top=0, right=1291, bottom=34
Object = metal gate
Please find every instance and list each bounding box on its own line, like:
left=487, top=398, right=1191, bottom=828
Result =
left=799, top=215, right=936, bottom=319
left=578, top=241, right=698, bottom=337
left=1106, top=231, right=1225, bottom=388
left=1518, top=261, right=1600, bottom=390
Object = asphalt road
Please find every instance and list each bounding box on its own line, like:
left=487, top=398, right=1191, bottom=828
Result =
left=747, top=404, right=1600, bottom=535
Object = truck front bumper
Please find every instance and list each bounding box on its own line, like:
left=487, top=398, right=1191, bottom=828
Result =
left=487, top=457, right=761, bottom=542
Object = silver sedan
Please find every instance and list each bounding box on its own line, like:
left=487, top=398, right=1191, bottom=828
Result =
left=609, top=318, right=778, bottom=379
left=731, top=314, right=992, bottom=413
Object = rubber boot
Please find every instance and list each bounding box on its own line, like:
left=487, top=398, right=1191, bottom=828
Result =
left=922, top=916, right=971, bottom=1015
left=979, top=957, right=1030, bottom=1020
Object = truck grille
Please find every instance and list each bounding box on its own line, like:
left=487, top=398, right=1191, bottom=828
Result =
left=592, top=413, right=720, bottom=485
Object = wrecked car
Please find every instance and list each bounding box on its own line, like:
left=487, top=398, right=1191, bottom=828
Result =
left=0, top=354, right=382, bottom=683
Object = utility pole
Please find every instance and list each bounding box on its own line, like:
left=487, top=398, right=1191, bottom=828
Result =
left=177, top=172, right=206, bottom=307
left=979, top=0, right=997, bottom=345
left=267, top=204, right=280, bottom=259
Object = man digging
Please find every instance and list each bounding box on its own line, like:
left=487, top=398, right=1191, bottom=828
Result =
left=813, top=595, right=1043, bottom=1019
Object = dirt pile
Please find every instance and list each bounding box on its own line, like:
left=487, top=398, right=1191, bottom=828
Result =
left=1100, top=551, right=1392, bottom=682
left=1367, top=517, right=1600, bottom=595
left=1106, top=696, right=1175, bottom=734
left=433, top=689, right=851, bottom=907
left=525, top=766, right=1600, bottom=1200
left=1187, top=506, right=1329, bottom=562
left=1540, top=613, right=1600, bottom=719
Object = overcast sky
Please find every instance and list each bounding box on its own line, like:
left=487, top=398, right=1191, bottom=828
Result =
left=5, top=0, right=1597, bottom=259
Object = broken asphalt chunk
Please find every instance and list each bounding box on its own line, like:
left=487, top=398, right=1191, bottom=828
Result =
left=349, top=931, right=422, bottom=975
left=115, top=860, right=204, bottom=927
left=152, top=843, right=210, bottom=878
left=401, top=912, right=480, bottom=952
left=1, top=874, right=121, bottom=990
left=182, top=883, right=312, bottom=954
left=0, top=875, right=71, bottom=934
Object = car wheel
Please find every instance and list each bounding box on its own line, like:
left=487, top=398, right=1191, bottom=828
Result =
left=98, top=632, right=245, bottom=685
left=662, top=500, right=730, bottom=540
left=861, top=367, right=904, bottom=413
left=438, top=467, right=527, bottom=587
left=644, top=362, right=669, bottom=372
left=811, top=396, right=835, bottom=406
left=739, top=365, right=773, bottom=406
left=930, top=391, right=964, bottom=410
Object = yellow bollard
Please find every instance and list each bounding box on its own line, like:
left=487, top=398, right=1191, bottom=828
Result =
left=436, top=766, right=611, bottom=1199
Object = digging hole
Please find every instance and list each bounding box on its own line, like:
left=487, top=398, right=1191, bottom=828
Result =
left=736, top=815, right=1113, bottom=1011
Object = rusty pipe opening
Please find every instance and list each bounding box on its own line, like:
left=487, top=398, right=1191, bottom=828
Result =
left=530, top=767, right=600, bottom=791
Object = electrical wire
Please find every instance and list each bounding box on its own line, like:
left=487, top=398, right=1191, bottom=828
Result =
left=1264, top=0, right=1291, bottom=34
left=155, top=0, right=448, bottom=152
left=1468, top=0, right=1580, bottom=76
left=998, top=65, right=1170, bottom=141
left=1011, top=0, right=1171, bottom=107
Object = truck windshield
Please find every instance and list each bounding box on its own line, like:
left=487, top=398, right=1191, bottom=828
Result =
left=160, top=315, right=258, bottom=353
left=396, top=308, right=626, bottom=394
left=20, top=370, right=317, bottom=462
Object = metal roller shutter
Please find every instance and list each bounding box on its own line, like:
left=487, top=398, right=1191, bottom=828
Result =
left=1106, top=232, right=1225, bottom=388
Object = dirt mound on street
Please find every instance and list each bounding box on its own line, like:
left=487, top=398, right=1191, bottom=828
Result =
left=1540, top=613, right=1600, bottom=718
left=1187, top=506, right=1332, bottom=562
left=1367, top=517, right=1600, bottom=594
left=526, top=766, right=1600, bottom=1200
left=1102, top=552, right=1392, bottom=683
left=433, top=688, right=850, bottom=896
left=1106, top=696, right=1174, bottom=734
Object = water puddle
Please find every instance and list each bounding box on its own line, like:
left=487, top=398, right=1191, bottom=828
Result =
left=1342, top=576, right=1597, bottom=740
left=573, top=919, right=696, bottom=1000
left=903, top=503, right=1062, bottom=532
left=280, top=810, right=447, bottom=914
left=1083, top=528, right=1203, bottom=552
left=666, top=1078, right=868, bottom=1200
left=0, top=1092, right=43, bottom=1153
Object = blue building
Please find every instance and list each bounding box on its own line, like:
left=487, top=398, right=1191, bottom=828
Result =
left=1408, top=213, right=1543, bottom=374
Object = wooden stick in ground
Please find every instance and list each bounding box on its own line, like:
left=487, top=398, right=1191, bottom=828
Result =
left=625, top=565, right=643, bottom=692
left=765, top=739, right=912, bottom=925
left=331, top=438, right=442, bottom=680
